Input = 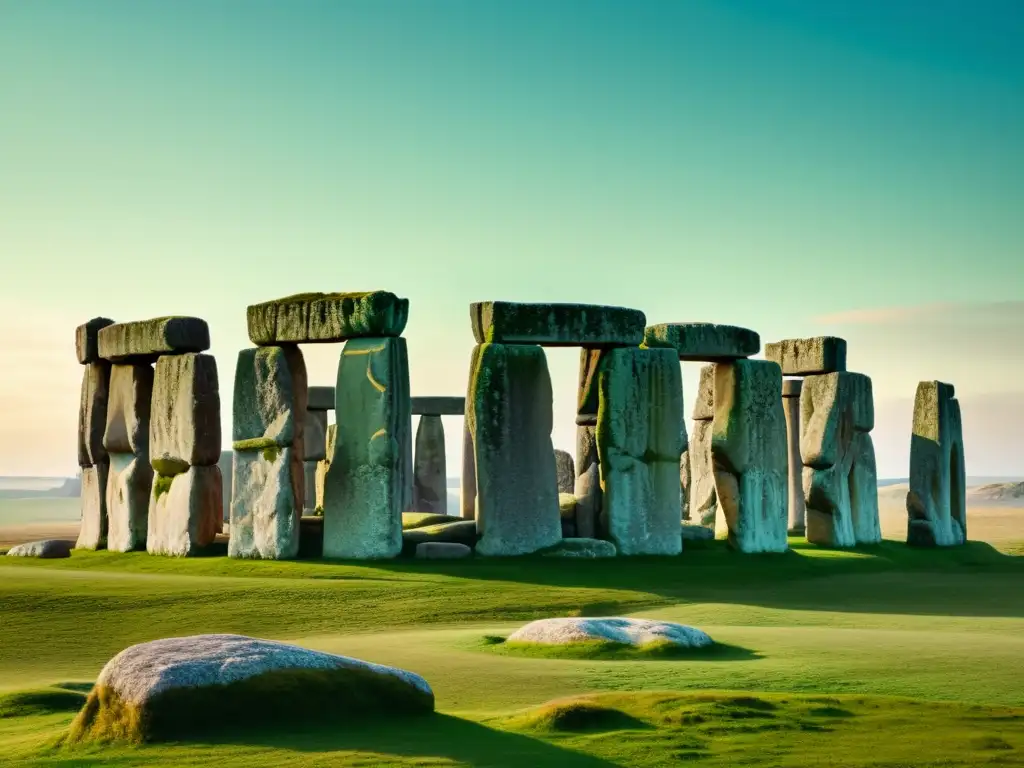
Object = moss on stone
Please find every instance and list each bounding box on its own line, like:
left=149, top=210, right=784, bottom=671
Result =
left=232, top=437, right=280, bottom=452
left=262, top=445, right=280, bottom=463
left=153, top=474, right=174, bottom=501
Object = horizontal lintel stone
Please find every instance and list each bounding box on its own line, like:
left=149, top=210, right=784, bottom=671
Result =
left=765, top=336, right=847, bottom=376
left=471, top=301, right=645, bottom=347
left=643, top=323, right=760, bottom=362
left=411, top=396, right=465, bottom=416
left=98, top=317, right=210, bottom=363
left=247, top=291, right=409, bottom=345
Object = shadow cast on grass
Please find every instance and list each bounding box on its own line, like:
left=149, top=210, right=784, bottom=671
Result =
left=190, top=712, right=616, bottom=767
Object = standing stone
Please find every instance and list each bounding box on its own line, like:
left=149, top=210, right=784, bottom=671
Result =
left=554, top=449, right=575, bottom=494
left=303, top=461, right=318, bottom=513
left=575, top=348, right=607, bottom=425
left=688, top=419, right=718, bottom=528
left=104, top=363, right=154, bottom=456
left=217, top=450, right=232, bottom=528
left=413, top=415, right=447, bottom=514
left=107, top=453, right=154, bottom=552
left=323, top=338, right=410, bottom=559
left=711, top=360, right=788, bottom=553
left=147, top=465, right=222, bottom=556
left=76, top=317, right=115, bottom=365
left=303, top=410, right=328, bottom=462
left=315, top=424, right=336, bottom=514
left=907, top=381, right=966, bottom=547
left=782, top=379, right=805, bottom=534
left=76, top=463, right=109, bottom=550
left=78, top=362, right=111, bottom=467
left=467, top=343, right=561, bottom=556
left=574, top=425, right=600, bottom=539
left=229, top=346, right=307, bottom=559
left=765, top=336, right=847, bottom=376
left=801, top=372, right=880, bottom=548
left=692, top=364, right=715, bottom=421
left=306, top=386, right=336, bottom=411
left=460, top=422, right=476, bottom=520
left=596, top=347, right=684, bottom=556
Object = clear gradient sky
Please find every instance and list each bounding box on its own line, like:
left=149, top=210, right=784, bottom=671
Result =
left=1, top=1, right=1022, bottom=478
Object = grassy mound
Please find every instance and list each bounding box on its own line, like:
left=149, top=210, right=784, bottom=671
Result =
left=402, top=513, right=462, bottom=530
left=68, top=666, right=434, bottom=744
left=479, top=635, right=730, bottom=660
left=0, top=687, right=86, bottom=719
left=505, top=697, right=648, bottom=732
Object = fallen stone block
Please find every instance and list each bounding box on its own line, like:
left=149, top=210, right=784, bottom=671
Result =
left=7, top=539, right=73, bottom=558
left=229, top=446, right=303, bottom=559
left=149, top=353, right=221, bottom=475
left=76, top=317, right=115, bottom=365
left=597, top=347, right=684, bottom=556
left=98, top=317, right=210, bottom=363
left=765, top=336, right=847, bottom=376
left=401, top=519, right=478, bottom=556
left=681, top=523, right=714, bottom=542
left=323, top=337, right=411, bottom=559
left=506, top=618, right=713, bottom=648
left=78, top=362, right=110, bottom=467
left=541, top=538, right=617, bottom=558
left=471, top=301, right=645, bottom=347
left=413, top=414, right=446, bottom=515
left=106, top=453, right=154, bottom=552
left=711, top=360, right=788, bottom=553
left=906, top=381, right=966, bottom=547
left=104, top=363, right=154, bottom=456
left=247, top=291, right=409, bottom=345
left=643, top=323, right=759, bottom=362
left=410, top=396, right=465, bottom=416
left=467, top=343, right=561, bottom=556
left=148, top=465, right=222, bottom=556
left=76, top=463, right=109, bottom=550
left=415, top=541, right=472, bottom=559
left=68, top=635, right=434, bottom=743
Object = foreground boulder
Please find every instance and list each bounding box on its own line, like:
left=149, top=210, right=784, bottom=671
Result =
left=6, top=539, right=72, bottom=558
left=506, top=618, right=713, bottom=648
left=69, top=635, right=433, bottom=743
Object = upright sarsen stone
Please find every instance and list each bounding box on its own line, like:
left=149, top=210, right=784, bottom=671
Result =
left=149, top=353, right=221, bottom=475
left=413, top=415, right=446, bottom=514
left=688, top=419, right=718, bottom=528
left=322, top=337, right=411, bottom=559
left=104, top=364, right=154, bottom=456
left=596, top=347, right=684, bottom=556
left=76, top=464, right=109, bottom=550
left=711, top=360, right=788, bottom=553
left=303, top=410, right=328, bottom=462
left=467, top=343, right=561, bottom=556
left=76, top=317, right=115, bottom=365
left=907, top=381, right=966, bottom=547
left=78, top=362, right=110, bottom=468
left=108, top=453, right=153, bottom=552
left=229, top=346, right=307, bottom=559
left=104, top=363, right=154, bottom=552
left=554, top=449, right=575, bottom=494
left=147, top=465, right=222, bottom=556
left=460, top=421, right=476, bottom=520
left=574, top=425, right=600, bottom=539
left=315, top=424, right=336, bottom=514
left=782, top=379, right=805, bottom=534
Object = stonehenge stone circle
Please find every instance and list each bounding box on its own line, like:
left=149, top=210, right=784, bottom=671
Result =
left=413, top=415, right=446, bottom=514
left=76, top=321, right=112, bottom=551
left=799, top=371, right=880, bottom=547
left=323, top=337, right=411, bottom=559
left=643, top=322, right=760, bottom=362
left=596, top=347, right=684, bottom=555
left=711, top=359, right=789, bottom=553
left=230, top=346, right=307, bottom=559
left=782, top=379, right=805, bottom=534
left=247, top=291, right=409, bottom=344
left=468, top=342, right=562, bottom=555
left=765, top=336, right=847, bottom=376
left=907, top=381, right=966, bottom=547
left=471, top=301, right=646, bottom=347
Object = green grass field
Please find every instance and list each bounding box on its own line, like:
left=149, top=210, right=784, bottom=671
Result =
left=2, top=538, right=1023, bottom=766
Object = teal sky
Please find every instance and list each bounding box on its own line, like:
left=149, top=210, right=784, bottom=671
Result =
left=1, top=1, right=1022, bottom=477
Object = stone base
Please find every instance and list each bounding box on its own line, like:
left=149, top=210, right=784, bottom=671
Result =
left=148, top=465, right=222, bottom=557
left=106, top=453, right=153, bottom=552
left=76, top=463, right=109, bottom=550
left=229, top=447, right=302, bottom=559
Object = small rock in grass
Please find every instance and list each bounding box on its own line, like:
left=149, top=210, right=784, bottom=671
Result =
left=507, top=618, right=712, bottom=648
left=415, top=542, right=472, bottom=559
left=542, top=538, right=617, bottom=558
left=681, top=524, right=714, bottom=541
left=6, top=539, right=73, bottom=558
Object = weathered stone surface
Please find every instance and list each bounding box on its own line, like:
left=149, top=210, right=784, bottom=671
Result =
left=467, top=343, right=561, bottom=556
left=232, top=346, right=307, bottom=451
left=6, top=539, right=73, bottom=558
left=98, top=317, right=210, bottom=363
left=906, top=381, right=966, bottom=547
left=413, top=415, right=446, bottom=514
left=68, top=635, right=434, bottom=743
left=559, top=492, right=577, bottom=521
left=507, top=618, right=713, bottom=648
left=411, top=396, right=465, bottom=416
left=303, top=409, right=327, bottom=462
left=149, top=353, right=221, bottom=475
left=401, top=519, right=477, bottom=556
left=693, top=364, right=715, bottom=420
left=782, top=379, right=803, bottom=398
left=688, top=419, right=718, bottom=528
left=679, top=446, right=691, bottom=521
left=147, top=465, right=222, bottom=556
left=76, top=464, right=108, bottom=550
left=460, top=421, right=476, bottom=520
left=76, top=317, right=115, bottom=365
left=104, top=363, right=153, bottom=456
left=576, top=348, right=609, bottom=423
left=804, top=430, right=881, bottom=548
left=574, top=425, right=600, bottom=539
left=471, top=301, right=645, bottom=347
left=306, top=386, right=335, bottom=411
left=644, top=323, right=759, bottom=362
left=782, top=391, right=805, bottom=534
left=247, top=292, right=409, bottom=345
left=765, top=336, right=847, bottom=376
left=403, top=512, right=461, bottom=529
left=800, top=372, right=874, bottom=469
left=229, top=446, right=303, bottom=559
left=711, top=360, right=788, bottom=553
left=323, top=338, right=410, bottom=559
left=415, top=541, right=472, bottom=559
left=314, top=424, right=336, bottom=514
left=106, top=453, right=153, bottom=552
left=681, top=523, right=714, bottom=541
left=554, top=449, right=575, bottom=494
left=597, top=347, right=684, bottom=556
left=303, top=460, right=317, bottom=513
left=541, top=538, right=617, bottom=558
left=217, top=450, right=232, bottom=526
left=78, top=362, right=110, bottom=467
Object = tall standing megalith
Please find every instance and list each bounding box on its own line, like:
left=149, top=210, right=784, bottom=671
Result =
left=75, top=318, right=114, bottom=550
left=781, top=379, right=805, bottom=534
left=411, top=397, right=464, bottom=516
